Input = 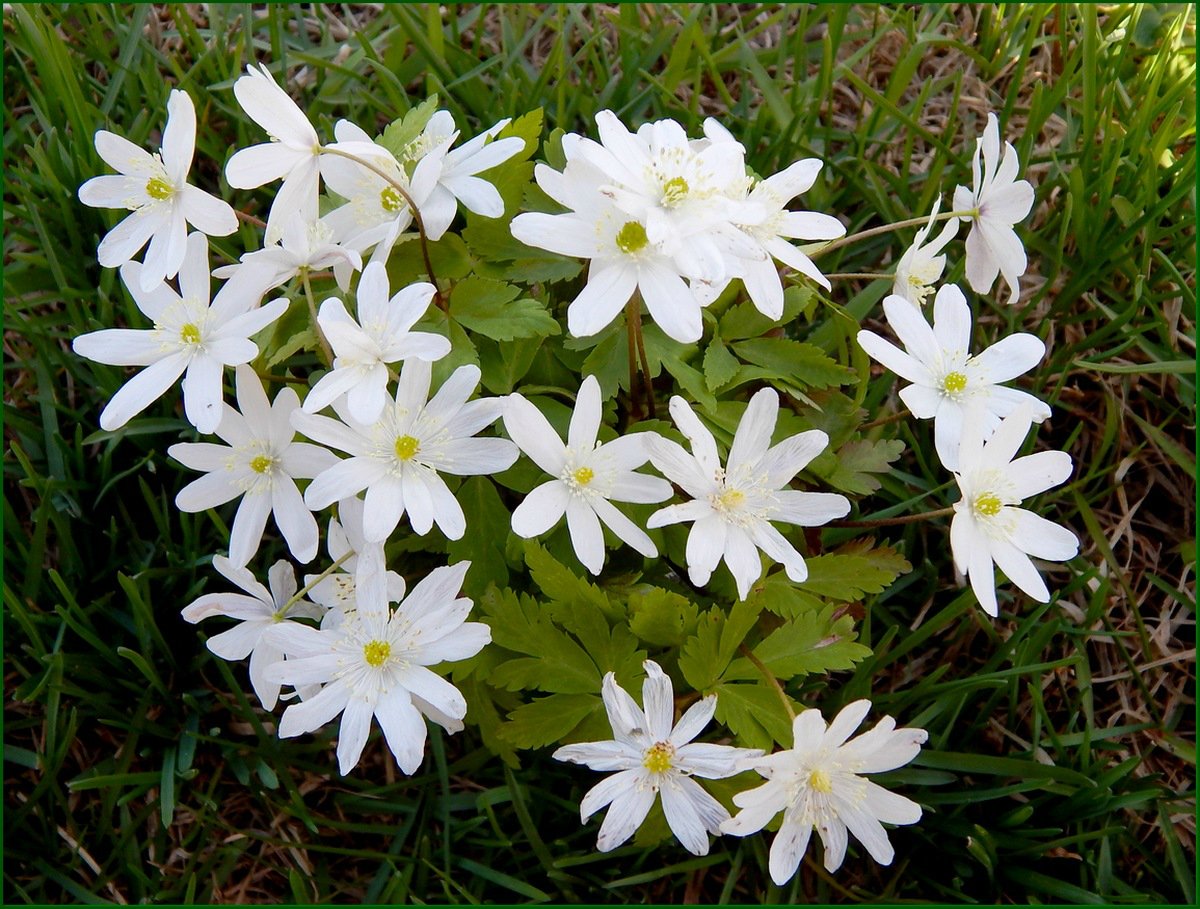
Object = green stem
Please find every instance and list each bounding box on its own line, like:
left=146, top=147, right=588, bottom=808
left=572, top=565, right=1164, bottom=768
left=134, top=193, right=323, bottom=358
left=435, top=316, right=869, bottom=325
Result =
left=812, top=209, right=977, bottom=259
left=630, top=297, right=655, bottom=420
left=278, top=551, right=352, bottom=617
left=825, top=272, right=892, bottom=281
left=317, top=144, right=444, bottom=308
left=300, top=267, right=334, bottom=367
left=739, top=643, right=795, bottom=721
left=831, top=506, right=955, bottom=528
left=625, top=299, right=644, bottom=423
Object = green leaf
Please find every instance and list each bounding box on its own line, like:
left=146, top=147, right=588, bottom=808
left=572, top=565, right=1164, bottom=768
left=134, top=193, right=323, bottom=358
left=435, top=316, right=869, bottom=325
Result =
left=265, top=327, right=318, bottom=368
left=815, top=437, right=906, bottom=495
left=718, top=286, right=813, bottom=341
left=445, top=477, right=511, bottom=597
left=429, top=318, right=478, bottom=389
left=678, top=598, right=761, bottom=691
left=461, top=673, right=520, bottom=768
left=737, top=605, right=871, bottom=680
left=386, top=231, right=474, bottom=282
left=450, top=276, right=559, bottom=341
left=376, top=94, right=440, bottom=160
left=713, top=681, right=796, bottom=750
left=498, top=693, right=601, bottom=749
left=477, top=335, right=543, bottom=394
left=523, top=540, right=616, bottom=621
left=703, top=336, right=739, bottom=392
left=731, top=338, right=852, bottom=389
left=628, top=587, right=699, bottom=647
left=798, top=542, right=912, bottom=601
left=480, top=587, right=600, bottom=694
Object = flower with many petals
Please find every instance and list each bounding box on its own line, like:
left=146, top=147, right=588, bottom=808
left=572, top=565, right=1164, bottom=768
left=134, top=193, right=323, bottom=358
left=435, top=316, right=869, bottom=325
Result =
left=722, top=700, right=926, bottom=882
left=212, top=216, right=362, bottom=303
left=950, top=404, right=1078, bottom=616
left=168, top=365, right=337, bottom=567
left=646, top=391, right=850, bottom=600
left=554, top=660, right=762, bottom=856
left=856, top=285, right=1050, bottom=470
left=502, top=375, right=672, bottom=574
left=79, top=89, right=237, bottom=291
left=892, top=197, right=959, bottom=306
left=73, top=232, right=286, bottom=433
left=306, top=497, right=407, bottom=622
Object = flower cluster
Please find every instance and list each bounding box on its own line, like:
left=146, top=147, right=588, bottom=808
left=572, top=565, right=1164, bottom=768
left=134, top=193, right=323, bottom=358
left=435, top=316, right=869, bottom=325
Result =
left=74, top=65, right=1081, bottom=884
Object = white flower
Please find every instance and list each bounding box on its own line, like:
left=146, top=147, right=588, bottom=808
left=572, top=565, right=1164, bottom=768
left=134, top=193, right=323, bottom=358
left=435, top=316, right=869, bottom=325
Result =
left=79, top=89, right=237, bottom=291
left=212, top=216, right=363, bottom=303
left=320, top=120, right=444, bottom=269
left=950, top=404, right=1078, bottom=617
left=502, top=375, right=672, bottom=574
left=412, top=110, right=525, bottom=241
left=181, top=556, right=322, bottom=710
left=267, top=561, right=490, bottom=775
left=721, top=700, right=927, bottom=882
left=553, top=660, right=762, bottom=856
left=952, top=112, right=1035, bottom=306
left=892, top=196, right=959, bottom=306
left=225, top=64, right=323, bottom=243
left=301, top=262, right=451, bottom=423
left=646, top=391, right=850, bottom=600
left=306, top=497, right=407, bottom=622
left=168, top=365, right=337, bottom=567
left=73, top=232, right=287, bottom=433
left=293, top=361, right=518, bottom=543
left=856, top=285, right=1051, bottom=470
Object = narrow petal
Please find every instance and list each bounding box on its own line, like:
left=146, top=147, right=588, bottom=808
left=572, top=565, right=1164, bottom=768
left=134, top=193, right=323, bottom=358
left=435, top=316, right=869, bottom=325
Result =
left=579, top=769, right=641, bottom=823
left=228, top=491, right=272, bottom=568
left=97, top=351, right=188, bottom=431
left=728, top=387, right=778, bottom=473
left=336, top=695, right=375, bottom=775
left=567, top=264, right=638, bottom=338
left=180, top=185, right=237, bottom=237
left=685, top=514, right=727, bottom=586
left=882, top=294, right=941, bottom=367
left=661, top=781, right=713, bottom=856
left=640, top=661, right=675, bottom=741
left=595, top=783, right=656, bottom=852
left=273, top=479, right=319, bottom=563
left=769, top=813, right=813, bottom=885
left=591, top=497, right=656, bottom=558
left=566, top=496, right=606, bottom=575
left=511, top=480, right=569, bottom=537
left=502, top=394, right=567, bottom=474
left=856, top=331, right=936, bottom=386
left=375, top=688, right=428, bottom=774
left=989, top=535, right=1050, bottom=602
left=1010, top=508, right=1079, bottom=561
left=931, top=284, right=972, bottom=356
left=278, top=679, right=351, bottom=738
left=569, top=375, right=602, bottom=453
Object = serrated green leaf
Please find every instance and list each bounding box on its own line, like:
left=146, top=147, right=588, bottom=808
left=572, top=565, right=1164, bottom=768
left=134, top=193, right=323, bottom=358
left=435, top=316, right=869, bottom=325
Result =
left=429, top=318, right=478, bottom=389
left=445, top=477, right=511, bottom=597
left=265, top=327, right=318, bottom=368
left=798, top=542, right=912, bottom=601
left=498, top=693, right=601, bottom=749
left=376, top=94, right=440, bottom=160
left=678, top=598, right=761, bottom=691
left=523, top=540, right=616, bottom=621
left=731, top=338, right=852, bottom=389
left=719, top=286, right=813, bottom=341
left=479, top=586, right=600, bottom=694
left=703, top=336, right=739, bottom=392
left=713, top=681, right=796, bottom=750
left=477, top=335, right=543, bottom=394
left=461, top=674, right=520, bottom=768
left=732, top=605, right=870, bottom=681
left=749, top=572, right=825, bottom=619
left=450, top=276, right=559, bottom=341
left=386, top=232, right=475, bottom=283
left=819, top=437, right=906, bottom=495
left=628, top=587, right=699, bottom=647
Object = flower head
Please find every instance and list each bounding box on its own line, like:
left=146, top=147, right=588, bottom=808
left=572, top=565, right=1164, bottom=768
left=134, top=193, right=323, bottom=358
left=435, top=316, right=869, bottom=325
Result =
left=950, top=404, right=1078, bottom=616
left=305, top=496, right=408, bottom=622
left=721, top=700, right=926, bottom=882
left=646, top=391, right=850, bottom=600
left=553, top=660, right=762, bottom=856
left=73, top=232, right=286, bottom=433
left=502, top=375, right=672, bottom=574
left=856, top=285, right=1051, bottom=470
left=79, top=89, right=237, bottom=291
left=952, top=113, right=1035, bottom=305
left=892, top=196, right=959, bottom=306
left=267, top=561, right=490, bottom=775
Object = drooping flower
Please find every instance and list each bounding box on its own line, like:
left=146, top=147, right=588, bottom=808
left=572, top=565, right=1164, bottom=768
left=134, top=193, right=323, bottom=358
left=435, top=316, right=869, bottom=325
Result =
left=73, top=232, right=287, bottom=433
left=952, top=112, right=1035, bottom=306
left=301, top=261, right=451, bottom=423
left=79, top=89, right=237, bottom=291
left=168, top=365, right=337, bottom=567
left=502, top=375, right=672, bottom=574
left=293, top=361, right=518, bottom=543
left=646, top=391, right=850, bottom=600
left=721, top=700, right=926, bottom=882
left=305, top=496, right=407, bottom=622
left=553, top=660, right=762, bottom=856
left=892, top=196, right=959, bottom=306
left=856, top=285, right=1050, bottom=470
left=949, top=403, right=1078, bottom=617
left=267, top=561, right=490, bottom=775
left=181, top=556, right=323, bottom=710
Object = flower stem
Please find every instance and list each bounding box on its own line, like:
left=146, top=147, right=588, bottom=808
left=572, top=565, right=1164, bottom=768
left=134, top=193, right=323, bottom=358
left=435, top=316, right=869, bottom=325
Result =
left=630, top=296, right=656, bottom=420
left=739, top=643, right=795, bottom=721
left=279, top=551, right=352, bottom=617
left=234, top=209, right=267, bottom=229
left=812, top=209, right=977, bottom=259
left=300, top=266, right=334, bottom=367
left=825, top=272, right=892, bottom=281
left=831, top=506, right=955, bottom=528
left=625, top=299, right=644, bottom=423
left=317, top=145, right=445, bottom=309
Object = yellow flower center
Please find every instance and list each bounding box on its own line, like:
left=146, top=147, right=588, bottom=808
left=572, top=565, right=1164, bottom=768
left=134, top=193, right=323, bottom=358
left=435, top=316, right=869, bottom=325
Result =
left=942, top=371, right=968, bottom=395
left=145, top=176, right=173, bottom=200
left=572, top=467, right=594, bottom=486
left=362, top=640, right=391, bottom=668
left=180, top=323, right=201, bottom=345
left=974, top=492, right=1003, bottom=517
left=715, top=488, right=745, bottom=511
left=394, top=435, right=420, bottom=461
left=249, top=455, right=274, bottom=474
left=661, top=176, right=689, bottom=205
left=380, top=186, right=404, bottom=213
left=615, top=220, right=649, bottom=255
left=808, top=768, right=834, bottom=794
left=642, top=741, right=675, bottom=774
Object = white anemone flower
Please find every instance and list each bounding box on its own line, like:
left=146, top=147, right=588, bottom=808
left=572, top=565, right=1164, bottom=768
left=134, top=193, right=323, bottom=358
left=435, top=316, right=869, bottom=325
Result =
left=410, top=110, right=526, bottom=241
left=856, top=285, right=1051, bottom=470
left=294, top=361, right=518, bottom=543
left=950, top=404, right=1078, bottom=617
left=892, top=196, right=959, bottom=306
left=79, top=89, right=237, bottom=291
left=181, top=557, right=323, bottom=710
left=212, top=216, right=363, bottom=303
left=168, top=365, right=338, bottom=568
left=553, top=660, right=762, bottom=856
left=306, top=497, right=407, bottom=623
left=722, top=700, right=927, bottom=882
left=502, top=375, right=672, bottom=574
left=301, top=262, right=451, bottom=423
left=73, top=232, right=287, bottom=433
left=267, top=561, right=490, bottom=775
left=952, top=112, right=1035, bottom=306
left=646, top=391, right=850, bottom=600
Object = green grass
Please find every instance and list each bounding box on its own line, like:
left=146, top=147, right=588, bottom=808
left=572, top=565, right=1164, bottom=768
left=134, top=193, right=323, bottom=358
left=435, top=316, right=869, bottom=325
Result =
left=4, top=3, right=1195, bottom=903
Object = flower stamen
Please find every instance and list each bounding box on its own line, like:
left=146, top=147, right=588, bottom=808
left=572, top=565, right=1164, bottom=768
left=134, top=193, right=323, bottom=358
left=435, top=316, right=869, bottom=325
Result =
left=642, top=741, right=675, bottom=773
left=615, top=220, right=649, bottom=255
left=362, top=640, right=391, bottom=668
